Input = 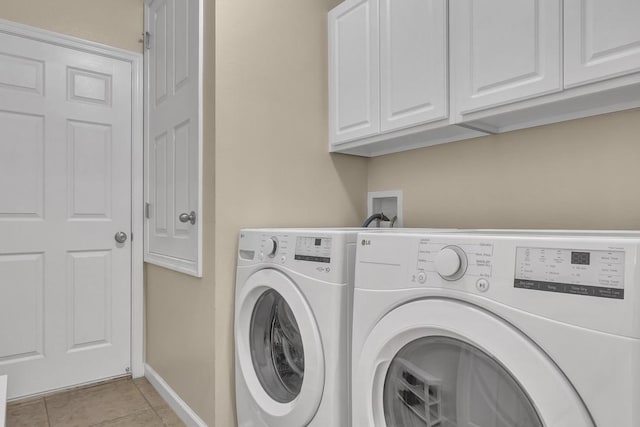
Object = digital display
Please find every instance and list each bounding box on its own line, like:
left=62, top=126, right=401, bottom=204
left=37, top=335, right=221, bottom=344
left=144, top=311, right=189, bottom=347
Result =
left=295, top=236, right=332, bottom=263
left=571, top=251, right=590, bottom=265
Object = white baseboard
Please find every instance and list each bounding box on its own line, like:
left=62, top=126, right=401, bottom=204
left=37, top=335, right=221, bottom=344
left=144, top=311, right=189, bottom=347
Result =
left=144, top=364, right=207, bottom=427
left=0, top=375, right=7, bottom=427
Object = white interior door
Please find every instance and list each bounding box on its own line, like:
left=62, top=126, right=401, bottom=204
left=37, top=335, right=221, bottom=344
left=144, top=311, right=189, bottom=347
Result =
left=144, top=0, right=202, bottom=277
left=0, top=29, right=132, bottom=398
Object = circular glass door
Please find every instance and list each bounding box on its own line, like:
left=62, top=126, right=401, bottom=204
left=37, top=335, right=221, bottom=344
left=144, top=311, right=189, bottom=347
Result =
left=352, top=298, right=594, bottom=427
left=383, top=336, right=541, bottom=427
left=235, top=268, right=324, bottom=425
left=250, top=289, right=304, bottom=403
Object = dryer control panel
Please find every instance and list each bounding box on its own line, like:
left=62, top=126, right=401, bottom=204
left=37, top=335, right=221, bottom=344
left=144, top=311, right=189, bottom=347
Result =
left=294, top=236, right=332, bottom=263
left=237, top=229, right=356, bottom=285
left=514, top=247, right=625, bottom=299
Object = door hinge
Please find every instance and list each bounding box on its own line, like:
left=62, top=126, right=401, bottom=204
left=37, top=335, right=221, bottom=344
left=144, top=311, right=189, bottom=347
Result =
left=145, top=202, right=152, bottom=219
left=144, top=31, right=151, bottom=50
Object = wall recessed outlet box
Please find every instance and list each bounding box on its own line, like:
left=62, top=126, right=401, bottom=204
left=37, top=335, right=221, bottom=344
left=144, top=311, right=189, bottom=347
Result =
left=367, top=190, right=403, bottom=228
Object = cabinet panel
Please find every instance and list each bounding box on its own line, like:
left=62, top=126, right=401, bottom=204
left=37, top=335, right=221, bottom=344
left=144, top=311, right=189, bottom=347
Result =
left=565, top=0, right=640, bottom=87
left=451, top=0, right=562, bottom=114
left=379, top=0, right=447, bottom=132
left=329, top=0, right=379, bottom=145
left=145, top=0, right=202, bottom=276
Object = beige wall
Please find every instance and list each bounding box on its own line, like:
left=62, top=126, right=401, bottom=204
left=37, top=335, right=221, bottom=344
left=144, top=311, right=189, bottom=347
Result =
left=0, top=0, right=143, bottom=52
left=214, top=0, right=368, bottom=424
left=369, top=108, right=640, bottom=230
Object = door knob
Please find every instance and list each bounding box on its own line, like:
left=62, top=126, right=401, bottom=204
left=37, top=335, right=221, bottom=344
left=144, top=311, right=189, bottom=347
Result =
left=179, top=211, right=197, bottom=225
left=114, top=231, right=128, bottom=244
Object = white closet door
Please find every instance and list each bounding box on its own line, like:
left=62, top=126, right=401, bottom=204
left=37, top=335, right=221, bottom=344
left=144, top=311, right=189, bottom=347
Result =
left=379, top=0, right=448, bottom=132
left=451, top=0, right=562, bottom=114
left=0, top=29, right=132, bottom=399
left=328, top=0, right=380, bottom=145
left=145, top=0, right=202, bottom=276
left=564, top=0, right=640, bottom=88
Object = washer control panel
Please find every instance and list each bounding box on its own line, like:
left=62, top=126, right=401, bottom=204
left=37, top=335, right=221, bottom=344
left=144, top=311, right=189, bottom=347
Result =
left=416, top=239, right=494, bottom=280
left=514, top=247, right=625, bottom=299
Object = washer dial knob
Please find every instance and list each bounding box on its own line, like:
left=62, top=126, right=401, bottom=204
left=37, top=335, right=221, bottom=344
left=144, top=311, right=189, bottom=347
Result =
left=264, top=237, right=278, bottom=257
left=435, top=246, right=467, bottom=281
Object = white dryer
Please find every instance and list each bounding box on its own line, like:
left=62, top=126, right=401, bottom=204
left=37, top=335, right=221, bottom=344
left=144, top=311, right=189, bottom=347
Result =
left=235, top=228, right=360, bottom=426
left=352, top=230, right=640, bottom=427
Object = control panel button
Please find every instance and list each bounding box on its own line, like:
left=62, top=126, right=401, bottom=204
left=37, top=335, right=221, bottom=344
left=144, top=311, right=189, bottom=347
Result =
left=280, top=255, right=286, bottom=263
left=417, top=272, right=427, bottom=284
left=476, top=279, right=490, bottom=292
left=264, top=237, right=278, bottom=257
left=435, top=246, right=467, bottom=281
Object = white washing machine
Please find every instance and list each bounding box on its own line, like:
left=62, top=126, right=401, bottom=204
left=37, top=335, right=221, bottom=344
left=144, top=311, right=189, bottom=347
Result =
left=235, top=228, right=361, bottom=426
left=352, top=230, right=640, bottom=427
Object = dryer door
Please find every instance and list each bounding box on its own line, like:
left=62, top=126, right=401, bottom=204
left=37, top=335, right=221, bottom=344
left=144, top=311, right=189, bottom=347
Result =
left=236, top=269, right=324, bottom=425
left=353, top=299, right=594, bottom=427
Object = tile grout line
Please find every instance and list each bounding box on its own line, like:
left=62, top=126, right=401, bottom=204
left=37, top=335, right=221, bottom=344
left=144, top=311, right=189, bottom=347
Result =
left=85, top=406, right=152, bottom=427
left=43, top=397, right=52, bottom=427
left=133, top=380, right=170, bottom=426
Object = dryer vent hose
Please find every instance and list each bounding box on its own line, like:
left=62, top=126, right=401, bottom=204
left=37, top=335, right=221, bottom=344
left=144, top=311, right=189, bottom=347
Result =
left=362, top=212, right=391, bottom=228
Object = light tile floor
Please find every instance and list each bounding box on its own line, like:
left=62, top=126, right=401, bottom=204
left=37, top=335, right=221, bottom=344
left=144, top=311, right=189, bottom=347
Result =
left=6, top=377, right=186, bottom=427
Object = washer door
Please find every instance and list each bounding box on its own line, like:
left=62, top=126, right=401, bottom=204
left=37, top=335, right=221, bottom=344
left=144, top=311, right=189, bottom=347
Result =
left=353, top=299, right=594, bottom=427
left=236, top=269, right=324, bottom=425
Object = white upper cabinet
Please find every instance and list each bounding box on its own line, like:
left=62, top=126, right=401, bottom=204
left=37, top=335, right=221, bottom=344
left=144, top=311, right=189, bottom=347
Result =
left=379, top=0, right=447, bottom=132
left=328, top=0, right=380, bottom=145
left=329, top=0, right=640, bottom=156
left=564, top=0, right=640, bottom=88
left=329, top=0, right=485, bottom=156
left=450, top=0, right=562, bottom=114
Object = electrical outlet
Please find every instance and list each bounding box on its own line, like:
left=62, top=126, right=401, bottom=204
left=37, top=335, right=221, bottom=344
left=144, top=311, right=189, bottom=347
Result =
left=367, top=190, right=403, bottom=227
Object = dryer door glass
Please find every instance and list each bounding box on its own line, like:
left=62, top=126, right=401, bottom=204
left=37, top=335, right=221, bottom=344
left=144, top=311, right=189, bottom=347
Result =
left=250, top=289, right=304, bottom=403
left=383, top=336, right=542, bottom=427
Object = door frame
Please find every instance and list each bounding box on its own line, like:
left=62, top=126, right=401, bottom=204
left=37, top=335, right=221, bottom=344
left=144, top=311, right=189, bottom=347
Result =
left=0, top=20, right=145, bottom=379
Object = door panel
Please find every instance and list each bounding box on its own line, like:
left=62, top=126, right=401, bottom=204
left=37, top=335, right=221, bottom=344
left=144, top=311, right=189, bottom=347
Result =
left=0, top=111, right=44, bottom=218
left=565, top=0, right=640, bottom=87
left=0, top=253, right=44, bottom=362
left=380, top=0, right=448, bottom=132
left=0, top=30, right=132, bottom=398
left=145, top=0, right=201, bottom=276
left=328, top=0, right=380, bottom=145
left=451, top=0, right=562, bottom=114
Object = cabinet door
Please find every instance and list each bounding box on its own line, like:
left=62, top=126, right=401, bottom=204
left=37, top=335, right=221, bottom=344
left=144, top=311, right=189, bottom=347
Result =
left=565, top=0, right=640, bottom=88
left=379, top=0, right=447, bottom=132
left=145, top=0, right=202, bottom=277
left=328, top=0, right=379, bottom=145
left=451, top=0, right=562, bottom=114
